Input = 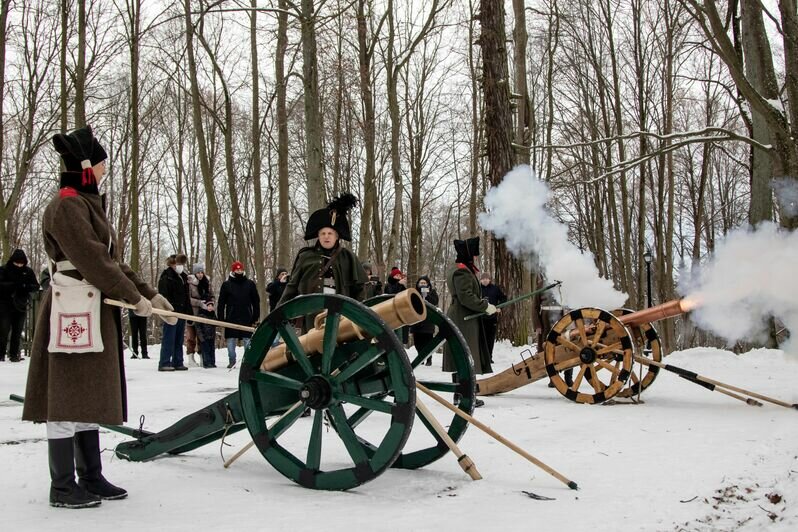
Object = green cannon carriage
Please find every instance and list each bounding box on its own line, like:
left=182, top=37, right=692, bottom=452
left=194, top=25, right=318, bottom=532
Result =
left=108, top=289, right=478, bottom=490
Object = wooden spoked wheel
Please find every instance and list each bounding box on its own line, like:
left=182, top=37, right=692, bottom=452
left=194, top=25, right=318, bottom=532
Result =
left=239, top=294, right=415, bottom=491
left=612, top=309, right=663, bottom=399
left=544, top=307, right=635, bottom=404
left=363, top=295, right=476, bottom=470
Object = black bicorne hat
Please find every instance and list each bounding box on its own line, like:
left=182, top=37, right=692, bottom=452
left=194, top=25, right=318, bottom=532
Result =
left=454, top=236, right=480, bottom=263
left=52, top=125, right=108, bottom=173
left=304, top=193, right=359, bottom=241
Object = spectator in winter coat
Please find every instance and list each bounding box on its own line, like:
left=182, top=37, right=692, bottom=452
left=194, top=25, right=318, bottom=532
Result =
left=217, top=261, right=259, bottom=368
left=479, top=272, right=507, bottom=362
left=383, top=267, right=409, bottom=343
left=184, top=263, right=214, bottom=365
left=361, top=263, right=383, bottom=299
left=265, top=268, right=288, bottom=312
left=157, top=253, right=191, bottom=371
left=23, top=125, right=174, bottom=509
left=195, top=300, right=217, bottom=368
left=278, top=194, right=367, bottom=331
left=0, top=248, right=40, bottom=362
left=384, top=267, right=407, bottom=295
left=410, top=275, right=439, bottom=365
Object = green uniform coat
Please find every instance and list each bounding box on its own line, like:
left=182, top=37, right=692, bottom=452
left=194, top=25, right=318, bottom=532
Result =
left=443, top=265, right=491, bottom=374
left=279, top=244, right=367, bottom=329
left=22, top=190, right=156, bottom=425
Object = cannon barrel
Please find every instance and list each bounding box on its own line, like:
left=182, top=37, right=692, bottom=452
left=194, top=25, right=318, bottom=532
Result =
left=618, top=298, right=692, bottom=327
left=261, top=289, right=427, bottom=371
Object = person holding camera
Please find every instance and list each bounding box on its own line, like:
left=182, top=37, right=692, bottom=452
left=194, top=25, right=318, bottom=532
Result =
left=361, top=263, right=382, bottom=299
left=266, top=268, right=289, bottom=312
left=410, top=275, right=439, bottom=365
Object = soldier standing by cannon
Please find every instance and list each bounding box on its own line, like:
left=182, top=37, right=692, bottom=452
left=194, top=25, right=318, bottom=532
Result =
left=278, top=193, right=367, bottom=330
left=22, top=126, right=175, bottom=509
left=443, top=237, right=496, bottom=407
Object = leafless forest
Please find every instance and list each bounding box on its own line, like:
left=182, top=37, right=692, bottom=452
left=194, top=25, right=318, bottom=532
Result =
left=1, top=0, right=795, bottom=349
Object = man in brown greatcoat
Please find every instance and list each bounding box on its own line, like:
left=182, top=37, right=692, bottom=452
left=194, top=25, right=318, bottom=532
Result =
left=22, top=126, right=175, bottom=509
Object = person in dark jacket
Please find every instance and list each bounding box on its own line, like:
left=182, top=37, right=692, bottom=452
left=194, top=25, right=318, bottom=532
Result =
left=362, top=263, right=383, bottom=299
left=479, top=272, right=507, bottom=362
left=128, top=313, right=148, bottom=359
left=265, top=268, right=288, bottom=312
left=0, top=249, right=40, bottom=362
left=443, top=237, right=494, bottom=409
left=195, top=300, right=217, bottom=368
left=384, top=266, right=407, bottom=295
left=157, top=253, right=191, bottom=371
left=217, top=261, right=260, bottom=368
left=410, top=275, right=439, bottom=365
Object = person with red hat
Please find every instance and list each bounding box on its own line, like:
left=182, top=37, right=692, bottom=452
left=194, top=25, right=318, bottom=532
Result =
left=22, top=125, right=175, bottom=508
left=384, top=266, right=409, bottom=343
left=217, top=260, right=260, bottom=368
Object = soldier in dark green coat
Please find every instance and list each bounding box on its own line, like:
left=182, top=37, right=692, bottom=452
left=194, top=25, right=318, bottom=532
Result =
left=279, top=194, right=367, bottom=330
left=443, top=237, right=497, bottom=378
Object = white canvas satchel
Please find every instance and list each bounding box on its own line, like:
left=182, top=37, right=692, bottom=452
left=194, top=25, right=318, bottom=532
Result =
left=47, top=270, right=104, bottom=353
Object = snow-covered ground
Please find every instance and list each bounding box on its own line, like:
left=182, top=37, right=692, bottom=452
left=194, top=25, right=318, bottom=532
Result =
left=1, top=342, right=796, bottom=531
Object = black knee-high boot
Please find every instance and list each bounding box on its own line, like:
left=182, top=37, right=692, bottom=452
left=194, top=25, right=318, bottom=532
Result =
left=49, top=437, right=101, bottom=508
left=74, top=430, right=128, bottom=500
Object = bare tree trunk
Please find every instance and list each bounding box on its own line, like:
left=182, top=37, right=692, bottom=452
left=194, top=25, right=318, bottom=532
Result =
left=480, top=0, right=527, bottom=344
left=356, top=0, right=378, bottom=263
left=301, top=0, right=325, bottom=212
left=128, top=0, right=142, bottom=270
left=75, top=0, right=87, bottom=127
left=468, top=0, right=480, bottom=236
left=741, top=0, right=776, bottom=224
left=182, top=0, right=232, bottom=263
left=276, top=0, right=291, bottom=267
left=250, top=0, right=268, bottom=318
left=60, top=0, right=68, bottom=131
left=0, top=0, right=10, bottom=256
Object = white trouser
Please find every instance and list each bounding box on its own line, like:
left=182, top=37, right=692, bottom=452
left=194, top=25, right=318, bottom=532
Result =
left=46, top=421, right=99, bottom=439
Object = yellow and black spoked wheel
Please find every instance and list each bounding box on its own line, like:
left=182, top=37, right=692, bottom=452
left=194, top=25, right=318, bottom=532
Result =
left=544, top=307, right=635, bottom=404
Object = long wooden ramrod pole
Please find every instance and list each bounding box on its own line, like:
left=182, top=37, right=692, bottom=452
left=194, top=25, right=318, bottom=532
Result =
left=104, top=298, right=256, bottom=333
left=416, top=383, right=578, bottom=490
left=635, top=356, right=796, bottom=410
left=464, top=281, right=562, bottom=321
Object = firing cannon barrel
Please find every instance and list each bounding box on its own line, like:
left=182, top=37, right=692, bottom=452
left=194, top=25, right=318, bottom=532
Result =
left=261, top=289, right=427, bottom=371
left=618, top=298, right=693, bottom=327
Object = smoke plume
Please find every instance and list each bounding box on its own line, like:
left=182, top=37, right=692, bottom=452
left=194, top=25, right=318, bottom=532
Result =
left=478, top=165, right=627, bottom=309
left=771, top=177, right=798, bottom=218
left=680, top=221, right=798, bottom=353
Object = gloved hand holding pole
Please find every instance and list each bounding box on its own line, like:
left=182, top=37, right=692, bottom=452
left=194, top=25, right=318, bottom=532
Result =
left=464, top=281, right=562, bottom=321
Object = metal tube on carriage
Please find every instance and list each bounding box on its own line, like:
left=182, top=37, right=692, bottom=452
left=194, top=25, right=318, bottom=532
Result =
left=261, top=289, right=427, bottom=371
left=618, top=298, right=694, bottom=327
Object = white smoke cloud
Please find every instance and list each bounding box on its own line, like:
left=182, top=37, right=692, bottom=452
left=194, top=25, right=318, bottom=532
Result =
left=478, top=165, right=628, bottom=310
left=680, top=221, right=798, bottom=354
left=771, top=177, right=798, bottom=218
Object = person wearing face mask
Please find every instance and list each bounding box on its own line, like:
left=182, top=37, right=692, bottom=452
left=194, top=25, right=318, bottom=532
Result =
left=22, top=125, right=175, bottom=509
left=278, top=193, right=367, bottom=332
left=157, top=254, right=192, bottom=371
left=410, top=275, right=439, bottom=365
left=479, top=272, right=507, bottom=363
left=0, top=248, right=40, bottom=362
left=217, top=261, right=260, bottom=368
left=185, top=263, right=214, bottom=366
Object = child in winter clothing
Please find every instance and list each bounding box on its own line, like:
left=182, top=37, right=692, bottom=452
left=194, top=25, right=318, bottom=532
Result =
left=196, top=300, right=217, bottom=368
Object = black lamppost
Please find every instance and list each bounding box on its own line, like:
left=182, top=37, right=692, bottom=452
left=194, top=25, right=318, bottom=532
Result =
left=643, top=248, right=653, bottom=308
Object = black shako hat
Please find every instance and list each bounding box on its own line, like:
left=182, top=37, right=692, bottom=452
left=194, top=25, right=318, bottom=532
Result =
left=304, top=193, right=359, bottom=241
left=52, top=125, right=108, bottom=172
left=454, top=236, right=480, bottom=264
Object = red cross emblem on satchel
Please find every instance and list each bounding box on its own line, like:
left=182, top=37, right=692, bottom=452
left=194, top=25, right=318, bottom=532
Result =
left=56, top=313, right=93, bottom=349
